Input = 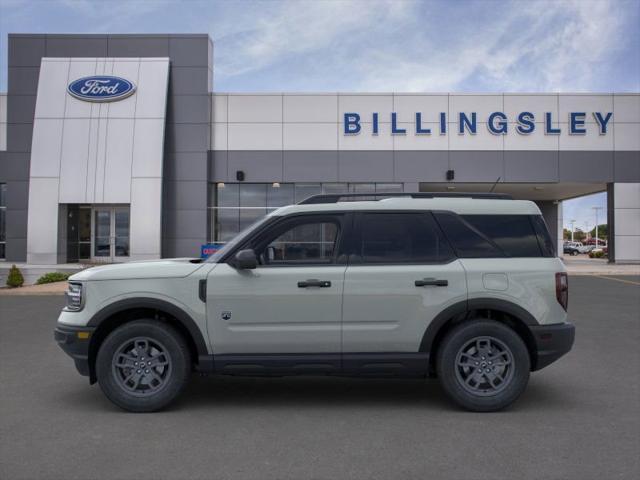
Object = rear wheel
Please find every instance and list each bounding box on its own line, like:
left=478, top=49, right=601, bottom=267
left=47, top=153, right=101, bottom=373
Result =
left=96, top=320, right=191, bottom=412
left=436, top=320, right=530, bottom=412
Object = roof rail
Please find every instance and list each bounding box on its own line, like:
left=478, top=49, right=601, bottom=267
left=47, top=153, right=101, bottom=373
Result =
left=298, top=192, right=513, bottom=204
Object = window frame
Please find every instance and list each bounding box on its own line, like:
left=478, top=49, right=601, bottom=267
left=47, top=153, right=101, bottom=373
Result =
left=223, top=212, right=352, bottom=268
left=349, top=210, right=457, bottom=266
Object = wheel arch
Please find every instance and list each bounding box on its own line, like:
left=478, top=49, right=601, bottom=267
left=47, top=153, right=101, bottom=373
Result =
left=86, top=298, right=208, bottom=383
left=421, top=298, right=539, bottom=374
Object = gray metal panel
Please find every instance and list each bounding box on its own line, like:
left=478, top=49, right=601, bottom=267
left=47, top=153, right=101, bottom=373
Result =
left=6, top=124, right=33, bottom=153
left=169, top=37, right=211, bottom=67
left=6, top=208, right=28, bottom=239
left=394, top=151, right=449, bottom=182
left=107, top=35, right=170, bottom=57
left=163, top=237, right=204, bottom=258
left=614, top=151, right=640, bottom=182
left=169, top=67, right=210, bottom=95
left=163, top=209, right=208, bottom=239
left=167, top=95, right=210, bottom=124
left=208, top=151, right=228, bottom=182
left=8, top=35, right=45, bottom=67
left=6, top=180, right=29, bottom=209
left=0, top=153, right=30, bottom=181
left=5, top=236, right=26, bottom=262
left=164, top=152, right=209, bottom=181
left=163, top=180, right=208, bottom=211
left=6, top=95, right=36, bottom=124
left=165, top=124, right=209, bottom=153
left=228, top=151, right=284, bottom=182
left=449, top=151, right=504, bottom=183
left=283, top=151, right=338, bottom=182
left=338, top=151, right=394, bottom=182
left=559, top=151, right=614, bottom=183
left=504, top=151, right=559, bottom=182
left=45, top=35, right=108, bottom=57
left=7, top=67, right=40, bottom=95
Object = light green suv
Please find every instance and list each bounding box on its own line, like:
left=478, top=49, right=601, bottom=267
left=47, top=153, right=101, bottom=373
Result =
left=55, top=193, right=575, bottom=412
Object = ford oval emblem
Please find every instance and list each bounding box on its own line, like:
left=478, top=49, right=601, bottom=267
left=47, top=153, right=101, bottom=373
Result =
left=67, top=76, right=136, bottom=102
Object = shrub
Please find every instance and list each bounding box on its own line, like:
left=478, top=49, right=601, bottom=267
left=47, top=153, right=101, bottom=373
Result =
left=36, top=272, right=72, bottom=285
left=589, top=250, right=605, bottom=259
left=6, top=265, right=24, bottom=288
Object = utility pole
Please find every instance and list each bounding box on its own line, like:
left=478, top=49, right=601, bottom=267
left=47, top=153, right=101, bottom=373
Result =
left=570, top=219, right=576, bottom=242
left=592, top=206, right=603, bottom=247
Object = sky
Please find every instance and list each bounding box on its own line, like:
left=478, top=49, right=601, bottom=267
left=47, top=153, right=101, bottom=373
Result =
left=1, top=0, right=638, bottom=227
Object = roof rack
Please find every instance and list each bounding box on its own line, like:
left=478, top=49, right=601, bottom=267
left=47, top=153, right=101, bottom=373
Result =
left=298, top=192, right=513, bottom=204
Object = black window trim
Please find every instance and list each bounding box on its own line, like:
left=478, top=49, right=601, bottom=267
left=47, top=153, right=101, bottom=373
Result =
left=223, top=212, right=352, bottom=268
left=349, top=210, right=458, bottom=266
left=434, top=211, right=510, bottom=259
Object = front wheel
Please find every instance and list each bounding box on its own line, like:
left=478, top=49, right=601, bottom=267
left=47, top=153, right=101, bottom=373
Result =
left=96, top=320, right=191, bottom=412
left=436, top=320, right=530, bottom=412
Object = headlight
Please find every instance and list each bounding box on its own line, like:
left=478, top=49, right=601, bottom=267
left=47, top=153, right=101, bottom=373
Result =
left=65, top=282, right=84, bottom=311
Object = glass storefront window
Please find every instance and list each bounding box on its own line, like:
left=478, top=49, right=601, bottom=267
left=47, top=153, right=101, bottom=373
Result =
left=0, top=183, right=6, bottom=259
left=208, top=182, right=404, bottom=243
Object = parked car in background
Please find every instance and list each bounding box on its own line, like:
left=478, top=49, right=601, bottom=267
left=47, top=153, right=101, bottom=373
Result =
left=578, top=244, right=595, bottom=254
left=563, top=243, right=581, bottom=256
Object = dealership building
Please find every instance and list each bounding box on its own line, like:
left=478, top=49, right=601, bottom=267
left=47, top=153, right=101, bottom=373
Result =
left=0, top=33, right=638, bottom=265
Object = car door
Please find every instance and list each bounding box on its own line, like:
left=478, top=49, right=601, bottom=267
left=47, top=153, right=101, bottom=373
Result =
left=341, top=212, right=467, bottom=367
left=206, top=213, right=349, bottom=363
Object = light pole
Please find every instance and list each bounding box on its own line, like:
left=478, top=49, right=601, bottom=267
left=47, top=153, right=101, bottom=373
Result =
left=570, top=219, right=576, bottom=242
left=592, top=206, right=603, bottom=247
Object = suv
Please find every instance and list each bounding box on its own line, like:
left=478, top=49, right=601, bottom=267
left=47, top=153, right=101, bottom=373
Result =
left=55, top=193, right=575, bottom=412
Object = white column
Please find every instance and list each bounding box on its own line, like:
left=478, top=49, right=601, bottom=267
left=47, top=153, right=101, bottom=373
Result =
left=556, top=201, right=564, bottom=258
left=613, top=183, right=640, bottom=263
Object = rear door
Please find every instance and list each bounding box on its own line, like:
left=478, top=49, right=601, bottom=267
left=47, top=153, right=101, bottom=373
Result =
left=341, top=212, right=467, bottom=359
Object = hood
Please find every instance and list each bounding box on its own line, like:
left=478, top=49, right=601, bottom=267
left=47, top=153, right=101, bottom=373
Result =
left=69, top=258, right=205, bottom=281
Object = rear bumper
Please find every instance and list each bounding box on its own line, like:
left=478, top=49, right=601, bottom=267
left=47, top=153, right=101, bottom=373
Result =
left=54, top=325, right=95, bottom=377
left=530, top=322, right=575, bottom=371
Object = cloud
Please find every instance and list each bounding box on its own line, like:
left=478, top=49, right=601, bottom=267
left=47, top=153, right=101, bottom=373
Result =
left=212, top=0, right=638, bottom=92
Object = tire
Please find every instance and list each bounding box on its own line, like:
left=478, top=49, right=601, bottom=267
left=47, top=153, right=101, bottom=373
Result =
left=436, top=320, right=530, bottom=412
left=96, top=320, right=191, bottom=412
left=572, top=250, right=579, bottom=256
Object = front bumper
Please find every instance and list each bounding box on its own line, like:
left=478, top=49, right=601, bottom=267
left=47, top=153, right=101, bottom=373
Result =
left=54, top=325, right=95, bottom=377
left=530, top=322, right=575, bottom=371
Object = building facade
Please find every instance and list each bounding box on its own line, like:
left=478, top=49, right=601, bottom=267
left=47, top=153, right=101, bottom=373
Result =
left=0, top=34, right=638, bottom=264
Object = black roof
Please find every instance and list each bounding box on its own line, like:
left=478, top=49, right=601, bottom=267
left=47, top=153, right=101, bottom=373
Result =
left=298, top=192, right=513, bottom=204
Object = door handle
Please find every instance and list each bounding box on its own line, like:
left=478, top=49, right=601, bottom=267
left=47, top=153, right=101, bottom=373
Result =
left=298, top=279, right=332, bottom=288
left=415, top=278, right=448, bottom=287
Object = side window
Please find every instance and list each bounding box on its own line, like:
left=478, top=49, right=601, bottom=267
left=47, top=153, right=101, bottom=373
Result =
left=357, top=213, right=453, bottom=264
left=462, top=215, right=543, bottom=257
left=259, top=219, right=340, bottom=265
left=434, top=212, right=504, bottom=258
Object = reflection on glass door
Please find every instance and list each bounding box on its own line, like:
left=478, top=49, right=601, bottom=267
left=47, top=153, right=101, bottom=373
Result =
left=92, top=206, right=130, bottom=262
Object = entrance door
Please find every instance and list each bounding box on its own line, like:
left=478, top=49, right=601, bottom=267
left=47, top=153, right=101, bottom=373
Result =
left=92, top=207, right=130, bottom=262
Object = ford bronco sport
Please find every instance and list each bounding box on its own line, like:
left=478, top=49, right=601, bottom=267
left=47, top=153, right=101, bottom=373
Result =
left=55, top=193, right=575, bottom=412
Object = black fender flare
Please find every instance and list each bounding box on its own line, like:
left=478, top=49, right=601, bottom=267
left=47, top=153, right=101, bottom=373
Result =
left=419, top=298, right=539, bottom=353
left=87, top=297, right=209, bottom=357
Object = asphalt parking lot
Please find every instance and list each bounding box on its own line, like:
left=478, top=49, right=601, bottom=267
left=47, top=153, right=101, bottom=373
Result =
left=1, top=275, right=639, bottom=480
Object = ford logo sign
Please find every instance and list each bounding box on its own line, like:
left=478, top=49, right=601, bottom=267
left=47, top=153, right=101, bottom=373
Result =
left=67, top=76, right=136, bottom=102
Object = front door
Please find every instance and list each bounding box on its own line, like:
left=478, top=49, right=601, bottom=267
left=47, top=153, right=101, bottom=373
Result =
left=92, top=206, right=130, bottom=262
left=206, top=214, right=348, bottom=362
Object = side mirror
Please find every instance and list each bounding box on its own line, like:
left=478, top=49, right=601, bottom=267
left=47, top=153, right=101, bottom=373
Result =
left=233, top=249, right=257, bottom=270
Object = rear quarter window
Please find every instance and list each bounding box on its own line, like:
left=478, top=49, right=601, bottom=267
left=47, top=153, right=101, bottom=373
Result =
left=461, top=214, right=543, bottom=257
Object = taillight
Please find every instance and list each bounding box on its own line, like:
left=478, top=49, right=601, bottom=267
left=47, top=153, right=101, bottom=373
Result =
left=555, top=272, right=568, bottom=311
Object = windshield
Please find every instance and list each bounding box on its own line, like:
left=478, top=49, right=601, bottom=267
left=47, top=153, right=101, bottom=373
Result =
left=205, top=216, right=271, bottom=263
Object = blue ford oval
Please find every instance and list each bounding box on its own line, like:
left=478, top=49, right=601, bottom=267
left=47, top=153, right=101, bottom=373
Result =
left=67, top=76, right=136, bottom=102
